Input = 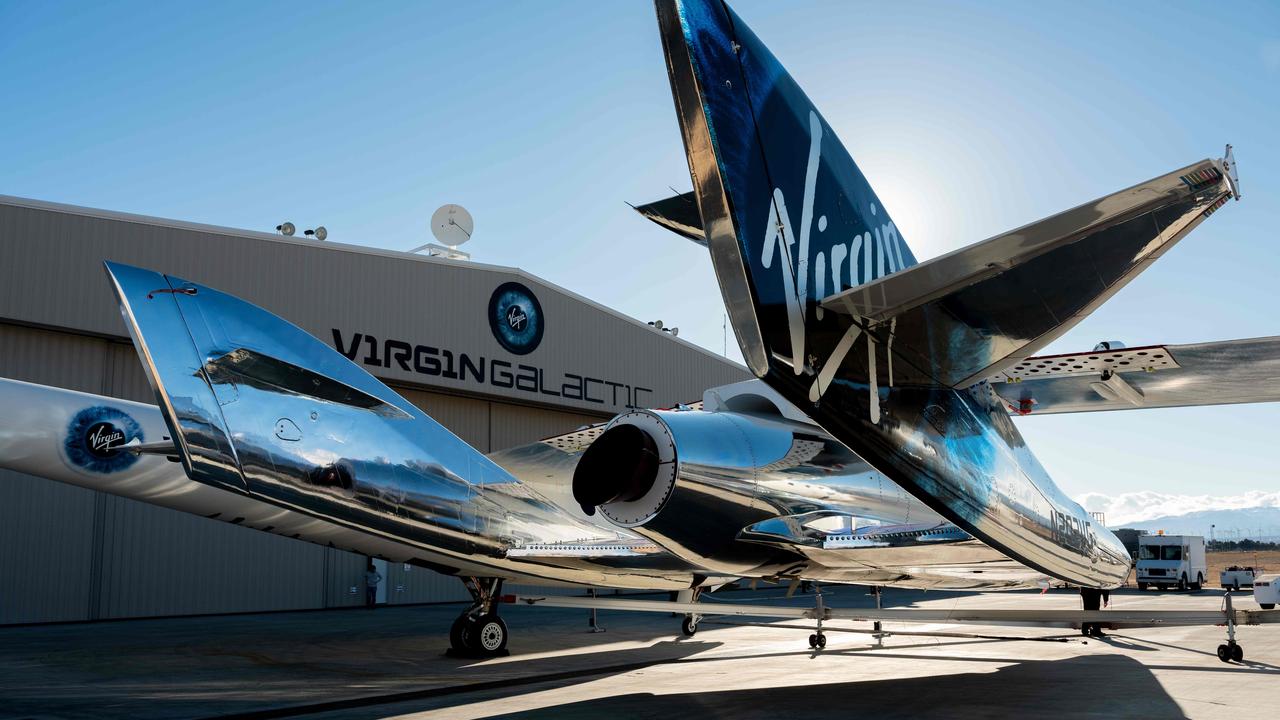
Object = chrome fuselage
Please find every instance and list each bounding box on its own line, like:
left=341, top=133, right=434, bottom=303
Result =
left=1, top=367, right=1069, bottom=592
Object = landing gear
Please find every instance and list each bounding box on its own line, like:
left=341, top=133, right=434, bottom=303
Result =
left=1217, top=590, right=1244, bottom=663
left=681, top=614, right=699, bottom=637
left=1217, top=642, right=1244, bottom=663
left=871, top=586, right=885, bottom=648
left=1079, top=587, right=1107, bottom=637
left=471, top=614, right=509, bottom=653
left=448, top=577, right=510, bottom=658
left=806, top=583, right=829, bottom=651
left=678, top=587, right=702, bottom=637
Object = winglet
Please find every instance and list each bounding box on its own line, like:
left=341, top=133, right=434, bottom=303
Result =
left=632, top=191, right=706, bottom=245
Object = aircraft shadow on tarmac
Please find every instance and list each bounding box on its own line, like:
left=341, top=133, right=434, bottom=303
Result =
left=7, top=587, right=1274, bottom=719
left=480, top=654, right=1188, bottom=720
left=34, top=639, right=726, bottom=720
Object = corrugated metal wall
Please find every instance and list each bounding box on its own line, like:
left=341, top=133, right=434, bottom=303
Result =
left=0, top=473, right=97, bottom=623
left=0, top=196, right=748, bottom=625
left=1, top=323, right=125, bottom=623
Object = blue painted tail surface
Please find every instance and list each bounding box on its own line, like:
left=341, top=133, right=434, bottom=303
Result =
left=656, top=0, right=1166, bottom=589
left=658, top=0, right=916, bottom=378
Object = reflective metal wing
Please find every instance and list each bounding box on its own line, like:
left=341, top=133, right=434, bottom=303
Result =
left=822, top=159, right=1239, bottom=388
left=102, top=261, right=586, bottom=558
left=990, top=336, right=1280, bottom=414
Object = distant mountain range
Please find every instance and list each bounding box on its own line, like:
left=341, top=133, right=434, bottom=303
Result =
left=1077, top=491, right=1280, bottom=539
left=1120, top=507, right=1280, bottom=539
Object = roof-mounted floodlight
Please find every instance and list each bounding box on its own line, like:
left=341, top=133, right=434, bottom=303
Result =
left=276, top=222, right=296, bottom=236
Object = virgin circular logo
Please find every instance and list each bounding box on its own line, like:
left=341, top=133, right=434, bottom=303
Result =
left=64, top=406, right=143, bottom=474
left=488, top=282, right=544, bottom=355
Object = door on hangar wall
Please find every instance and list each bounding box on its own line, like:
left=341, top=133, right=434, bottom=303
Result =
left=374, top=558, right=389, bottom=605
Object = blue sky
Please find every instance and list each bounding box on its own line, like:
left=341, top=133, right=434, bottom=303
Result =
left=2, top=1, right=1278, bottom=504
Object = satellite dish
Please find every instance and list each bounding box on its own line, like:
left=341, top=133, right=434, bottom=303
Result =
left=431, top=204, right=474, bottom=247
left=313, top=226, right=328, bottom=242
left=277, top=222, right=295, bottom=236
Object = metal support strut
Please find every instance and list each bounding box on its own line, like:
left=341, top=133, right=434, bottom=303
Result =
left=460, top=576, right=503, bottom=618
left=872, top=586, right=884, bottom=648
left=587, top=588, right=606, bottom=633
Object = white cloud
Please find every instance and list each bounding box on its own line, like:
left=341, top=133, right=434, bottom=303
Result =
left=1075, top=490, right=1280, bottom=526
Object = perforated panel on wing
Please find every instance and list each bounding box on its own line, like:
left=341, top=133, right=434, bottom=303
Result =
left=987, top=346, right=1179, bottom=383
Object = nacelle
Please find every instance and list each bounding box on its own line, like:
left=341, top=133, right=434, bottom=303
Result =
left=573, top=407, right=824, bottom=576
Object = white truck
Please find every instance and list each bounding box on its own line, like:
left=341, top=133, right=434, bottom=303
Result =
left=1253, top=575, right=1278, bottom=610
left=1136, top=534, right=1207, bottom=591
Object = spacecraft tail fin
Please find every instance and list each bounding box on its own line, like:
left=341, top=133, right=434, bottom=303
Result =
left=102, top=261, right=515, bottom=518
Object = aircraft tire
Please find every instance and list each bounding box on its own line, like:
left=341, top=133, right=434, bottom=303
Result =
left=681, top=615, right=698, bottom=637
left=449, top=614, right=471, bottom=651
left=472, top=614, right=508, bottom=655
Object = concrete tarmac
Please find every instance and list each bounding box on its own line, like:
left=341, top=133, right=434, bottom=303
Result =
left=1, top=586, right=1276, bottom=720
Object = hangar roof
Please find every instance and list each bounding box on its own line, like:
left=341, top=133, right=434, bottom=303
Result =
left=0, top=194, right=748, bottom=414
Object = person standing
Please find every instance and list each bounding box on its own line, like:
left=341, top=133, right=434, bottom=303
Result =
left=364, top=561, right=382, bottom=608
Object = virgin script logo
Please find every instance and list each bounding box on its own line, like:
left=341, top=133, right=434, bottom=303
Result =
left=759, top=110, right=908, bottom=419
left=88, top=423, right=125, bottom=455
left=507, top=305, right=528, bottom=331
